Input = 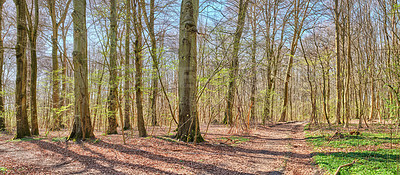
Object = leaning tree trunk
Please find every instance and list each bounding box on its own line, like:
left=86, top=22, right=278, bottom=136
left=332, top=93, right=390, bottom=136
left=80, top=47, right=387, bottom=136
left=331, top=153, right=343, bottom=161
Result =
left=107, top=0, right=118, bottom=134
left=133, top=0, right=147, bottom=137
left=0, top=0, right=5, bottom=131
left=69, top=0, right=94, bottom=141
left=224, top=0, right=250, bottom=125
left=123, top=0, right=131, bottom=130
left=15, top=0, right=31, bottom=138
left=280, top=0, right=301, bottom=122
left=175, top=0, right=204, bottom=143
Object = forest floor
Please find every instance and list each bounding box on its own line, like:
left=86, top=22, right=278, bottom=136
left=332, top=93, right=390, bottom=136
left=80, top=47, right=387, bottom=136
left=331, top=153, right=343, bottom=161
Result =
left=0, top=122, right=321, bottom=175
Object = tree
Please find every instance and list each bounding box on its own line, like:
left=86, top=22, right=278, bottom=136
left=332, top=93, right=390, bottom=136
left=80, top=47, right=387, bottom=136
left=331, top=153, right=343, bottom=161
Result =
left=47, top=0, right=72, bottom=130
left=279, top=0, right=310, bottom=122
left=0, top=0, right=5, bottom=131
left=224, top=0, right=250, bottom=125
left=263, top=0, right=288, bottom=124
left=133, top=0, right=147, bottom=137
left=140, top=0, right=158, bottom=126
left=69, top=0, right=94, bottom=141
left=175, top=0, right=203, bottom=143
left=334, top=0, right=342, bottom=124
left=123, top=0, right=132, bottom=130
left=250, top=0, right=258, bottom=123
left=26, top=0, right=39, bottom=135
left=15, top=0, right=31, bottom=138
left=107, top=0, right=118, bottom=135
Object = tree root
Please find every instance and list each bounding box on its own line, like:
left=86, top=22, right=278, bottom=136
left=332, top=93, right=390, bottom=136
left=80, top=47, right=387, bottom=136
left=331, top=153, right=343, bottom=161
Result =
left=334, top=159, right=356, bottom=175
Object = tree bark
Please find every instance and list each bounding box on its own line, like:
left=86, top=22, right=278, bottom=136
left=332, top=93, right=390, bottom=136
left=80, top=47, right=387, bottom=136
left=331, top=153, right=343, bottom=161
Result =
left=139, top=0, right=158, bottom=126
left=175, top=0, right=203, bottom=143
left=224, top=0, right=250, bottom=125
left=335, top=0, right=342, bottom=124
left=107, top=0, right=118, bottom=135
left=49, top=1, right=61, bottom=130
left=344, top=0, right=351, bottom=127
left=123, top=0, right=131, bottom=130
left=15, top=0, right=31, bottom=138
left=250, top=0, right=257, bottom=124
left=133, top=0, right=147, bottom=137
left=27, top=0, right=39, bottom=135
left=69, top=0, right=94, bottom=141
left=149, top=0, right=158, bottom=127
left=0, top=0, right=5, bottom=131
left=48, top=0, right=72, bottom=130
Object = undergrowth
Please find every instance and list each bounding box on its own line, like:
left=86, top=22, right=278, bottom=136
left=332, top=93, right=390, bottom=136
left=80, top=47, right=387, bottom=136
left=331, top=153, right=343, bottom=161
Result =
left=307, top=128, right=400, bottom=174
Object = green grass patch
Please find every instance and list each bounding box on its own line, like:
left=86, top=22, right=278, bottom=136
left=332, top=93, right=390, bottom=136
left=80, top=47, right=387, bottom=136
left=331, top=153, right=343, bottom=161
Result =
left=307, top=132, right=400, bottom=148
left=0, top=167, right=7, bottom=173
left=51, top=137, right=67, bottom=142
left=307, top=129, right=400, bottom=174
left=8, top=137, right=45, bottom=142
left=314, top=149, right=400, bottom=174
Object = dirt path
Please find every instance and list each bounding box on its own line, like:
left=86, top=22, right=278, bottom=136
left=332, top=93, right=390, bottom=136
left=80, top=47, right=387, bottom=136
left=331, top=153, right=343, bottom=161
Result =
left=0, top=122, right=319, bottom=174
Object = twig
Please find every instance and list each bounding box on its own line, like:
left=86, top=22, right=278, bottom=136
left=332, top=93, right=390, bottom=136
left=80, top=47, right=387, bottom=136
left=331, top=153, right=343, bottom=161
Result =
left=334, top=160, right=356, bottom=175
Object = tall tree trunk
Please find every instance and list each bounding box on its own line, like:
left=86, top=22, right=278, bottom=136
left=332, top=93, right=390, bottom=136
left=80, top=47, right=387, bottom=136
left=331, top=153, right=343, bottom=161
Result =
left=250, top=0, right=257, bottom=124
left=69, top=0, right=94, bottom=141
left=344, top=0, right=351, bottom=127
left=133, top=0, right=147, bottom=137
left=61, top=15, right=72, bottom=129
left=300, top=38, right=317, bottom=125
left=224, top=0, right=250, bottom=125
left=48, top=0, right=72, bottom=130
left=107, top=0, right=118, bottom=134
left=175, top=0, right=203, bottom=143
left=149, top=0, right=158, bottom=127
left=123, top=0, right=132, bottom=130
left=27, top=0, right=39, bottom=135
left=335, top=0, right=342, bottom=124
left=0, top=0, right=5, bottom=131
left=15, top=0, right=30, bottom=138
left=139, top=0, right=158, bottom=126
left=263, top=0, right=280, bottom=124
left=48, top=1, right=61, bottom=130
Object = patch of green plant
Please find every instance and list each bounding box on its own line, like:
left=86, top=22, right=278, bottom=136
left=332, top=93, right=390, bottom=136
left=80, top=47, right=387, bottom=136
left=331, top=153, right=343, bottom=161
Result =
left=52, top=137, right=67, bottom=142
left=307, top=132, right=400, bottom=148
left=304, top=123, right=311, bottom=131
left=218, top=136, right=250, bottom=144
left=0, top=167, right=7, bottom=173
left=9, top=137, right=45, bottom=142
left=156, top=136, right=179, bottom=143
left=314, top=149, right=400, bottom=175
left=92, top=138, right=101, bottom=144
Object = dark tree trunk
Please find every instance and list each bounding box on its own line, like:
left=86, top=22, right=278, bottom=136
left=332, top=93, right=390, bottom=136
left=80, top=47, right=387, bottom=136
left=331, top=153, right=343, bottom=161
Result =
left=123, top=0, right=132, bottom=130
left=149, top=0, right=158, bottom=127
left=27, top=0, right=39, bottom=135
left=15, top=0, right=31, bottom=138
left=250, top=1, right=257, bottom=124
left=133, top=0, right=147, bottom=137
left=107, top=0, right=118, bottom=135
